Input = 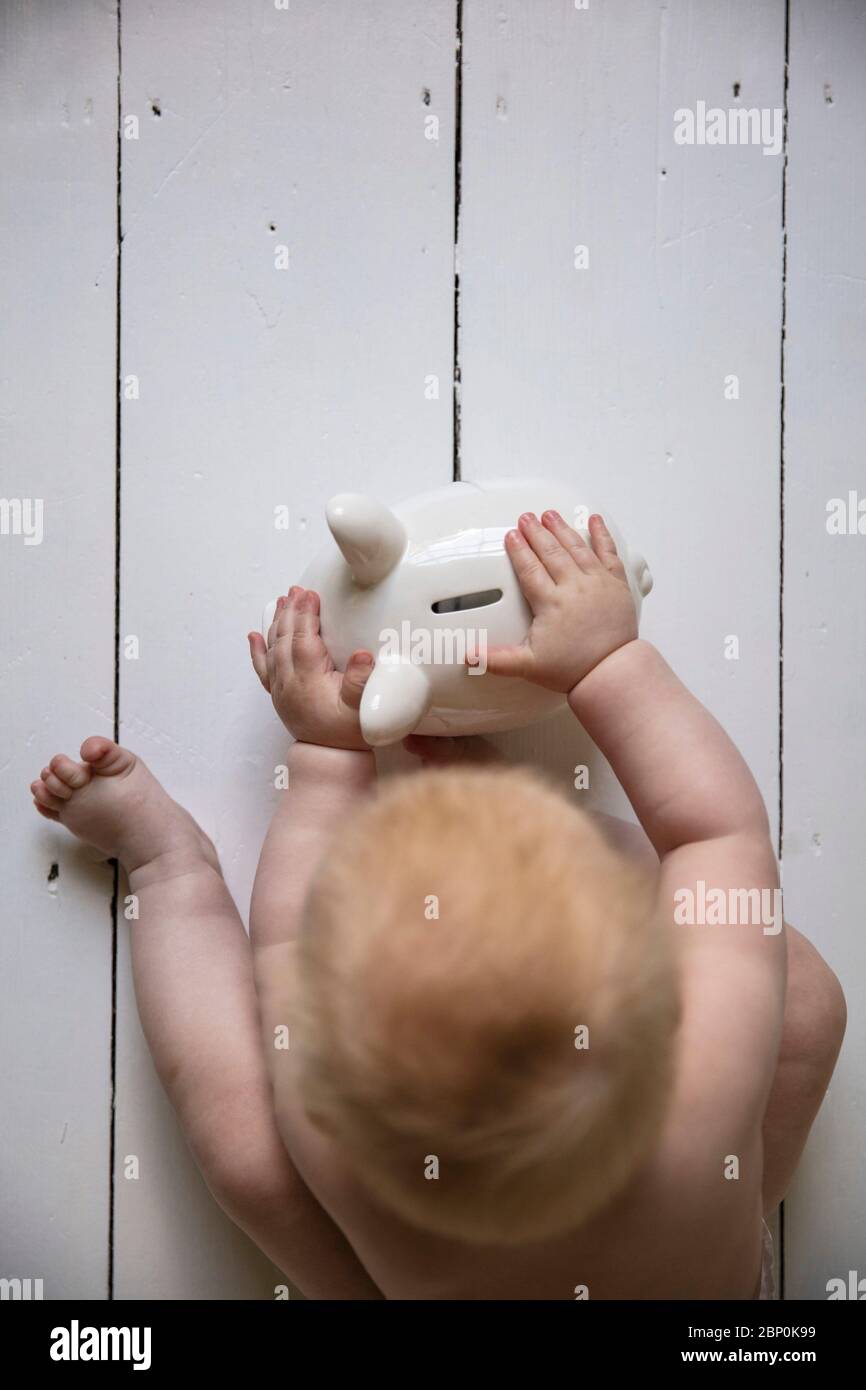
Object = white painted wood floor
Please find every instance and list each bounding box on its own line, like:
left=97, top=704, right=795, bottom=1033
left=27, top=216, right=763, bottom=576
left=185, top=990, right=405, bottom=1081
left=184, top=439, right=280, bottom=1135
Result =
left=1, top=0, right=863, bottom=1299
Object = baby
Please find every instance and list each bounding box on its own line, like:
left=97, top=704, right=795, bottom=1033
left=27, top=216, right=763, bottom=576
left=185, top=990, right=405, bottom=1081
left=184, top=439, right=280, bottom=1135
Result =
left=31, top=510, right=845, bottom=1299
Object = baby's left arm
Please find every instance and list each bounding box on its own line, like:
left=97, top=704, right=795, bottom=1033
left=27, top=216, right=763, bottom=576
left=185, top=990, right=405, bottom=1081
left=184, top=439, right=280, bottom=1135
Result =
left=246, top=587, right=383, bottom=1295
left=247, top=583, right=379, bottom=964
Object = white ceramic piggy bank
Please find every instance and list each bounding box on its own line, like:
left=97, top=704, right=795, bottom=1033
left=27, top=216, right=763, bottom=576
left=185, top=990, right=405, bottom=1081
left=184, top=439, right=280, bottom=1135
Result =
left=263, top=477, right=652, bottom=747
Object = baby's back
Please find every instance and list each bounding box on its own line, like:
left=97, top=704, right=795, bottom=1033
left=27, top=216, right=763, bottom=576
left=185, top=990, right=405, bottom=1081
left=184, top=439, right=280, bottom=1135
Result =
left=279, top=1075, right=767, bottom=1299
left=277, top=808, right=777, bottom=1300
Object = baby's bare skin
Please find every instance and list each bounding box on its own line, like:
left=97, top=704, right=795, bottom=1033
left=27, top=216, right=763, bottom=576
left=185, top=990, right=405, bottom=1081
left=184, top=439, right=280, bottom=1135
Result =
left=247, top=512, right=842, bottom=1298
left=252, top=739, right=774, bottom=1297
left=30, top=738, right=381, bottom=1299
left=32, top=513, right=845, bottom=1300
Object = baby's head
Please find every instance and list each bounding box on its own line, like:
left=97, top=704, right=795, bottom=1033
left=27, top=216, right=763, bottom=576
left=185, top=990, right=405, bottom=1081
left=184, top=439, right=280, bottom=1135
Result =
left=288, top=764, right=681, bottom=1245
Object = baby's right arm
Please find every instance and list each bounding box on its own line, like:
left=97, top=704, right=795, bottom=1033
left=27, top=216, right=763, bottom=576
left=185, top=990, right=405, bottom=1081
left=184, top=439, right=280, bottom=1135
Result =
left=483, top=507, right=777, bottom=864
left=569, top=634, right=785, bottom=1098
left=486, top=510, right=786, bottom=1146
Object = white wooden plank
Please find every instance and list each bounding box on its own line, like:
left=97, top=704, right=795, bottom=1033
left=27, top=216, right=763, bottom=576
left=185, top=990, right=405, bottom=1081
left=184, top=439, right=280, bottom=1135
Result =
left=459, top=0, right=785, bottom=836
left=782, top=0, right=866, bottom=1299
left=0, top=0, right=117, bottom=1298
left=115, top=0, right=456, bottom=1297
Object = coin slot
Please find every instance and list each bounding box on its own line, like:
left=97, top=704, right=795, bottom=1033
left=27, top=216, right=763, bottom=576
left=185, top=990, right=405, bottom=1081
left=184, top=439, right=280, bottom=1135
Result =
left=431, top=588, right=503, bottom=614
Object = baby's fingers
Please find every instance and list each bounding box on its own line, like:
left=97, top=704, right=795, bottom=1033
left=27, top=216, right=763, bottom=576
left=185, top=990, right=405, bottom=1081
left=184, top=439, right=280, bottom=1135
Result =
left=588, top=514, right=627, bottom=577
left=289, top=589, right=332, bottom=674
left=403, top=733, right=457, bottom=765
left=268, top=590, right=296, bottom=647
left=503, top=528, right=553, bottom=611
left=540, top=510, right=597, bottom=571
left=470, top=641, right=533, bottom=680
left=517, top=512, right=576, bottom=583
left=403, top=734, right=502, bottom=767
left=248, top=631, right=270, bottom=690
left=339, top=650, right=375, bottom=710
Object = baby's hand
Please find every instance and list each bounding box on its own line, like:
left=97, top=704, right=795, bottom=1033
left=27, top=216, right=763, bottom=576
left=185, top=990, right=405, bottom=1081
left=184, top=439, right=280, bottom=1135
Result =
left=402, top=733, right=503, bottom=768
left=248, top=587, right=374, bottom=750
left=474, top=511, right=638, bottom=693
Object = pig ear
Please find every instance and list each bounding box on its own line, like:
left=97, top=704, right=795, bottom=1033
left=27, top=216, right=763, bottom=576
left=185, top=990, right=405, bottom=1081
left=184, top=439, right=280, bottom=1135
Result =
left=360, top=660, right=432, bottom=747
left=326, top=493, right=407, bottom=586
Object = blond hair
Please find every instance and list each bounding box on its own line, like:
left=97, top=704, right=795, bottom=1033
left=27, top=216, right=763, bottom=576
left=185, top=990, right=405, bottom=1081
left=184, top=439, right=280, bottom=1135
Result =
left=289, top=765, right=680, bottom=1245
